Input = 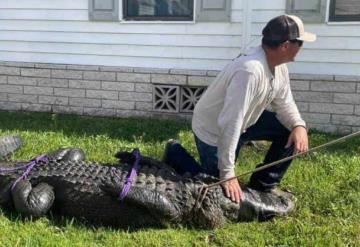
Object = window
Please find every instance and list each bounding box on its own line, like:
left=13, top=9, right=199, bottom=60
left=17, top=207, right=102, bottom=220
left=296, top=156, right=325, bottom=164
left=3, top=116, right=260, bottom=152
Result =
left=123, top=0, right=194, bottom=21
left=329, top=0, right=360, bottom=21
left=286, top=0, right=328, bottom=23
left=89, top=0, right=230, bottom=22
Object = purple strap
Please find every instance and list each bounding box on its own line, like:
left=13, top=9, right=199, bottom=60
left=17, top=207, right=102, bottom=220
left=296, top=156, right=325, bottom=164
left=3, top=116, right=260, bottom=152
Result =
left=0, top=163, right=29, bottom=173
left=118, top=148, right=140, bottom=201
left=11, top=154, right=48, bottom=191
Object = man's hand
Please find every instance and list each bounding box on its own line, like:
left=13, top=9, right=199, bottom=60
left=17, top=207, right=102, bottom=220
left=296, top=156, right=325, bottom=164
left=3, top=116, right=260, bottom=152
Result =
left=221, top=178, right=243, bottom=203
left=285, top=126, right=308, bottom=154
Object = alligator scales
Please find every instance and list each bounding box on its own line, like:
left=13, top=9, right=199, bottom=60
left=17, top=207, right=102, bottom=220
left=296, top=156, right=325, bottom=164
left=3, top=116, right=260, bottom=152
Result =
left=0, top=147, right=294, bottom=229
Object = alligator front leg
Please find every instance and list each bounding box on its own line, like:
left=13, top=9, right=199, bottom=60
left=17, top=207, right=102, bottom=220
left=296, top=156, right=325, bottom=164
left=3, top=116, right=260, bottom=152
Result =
left=49, top=148, right=85, bottom=162
left=12, top=180, right=55, bottom=217
left=115, top=151, right=175, bottom=172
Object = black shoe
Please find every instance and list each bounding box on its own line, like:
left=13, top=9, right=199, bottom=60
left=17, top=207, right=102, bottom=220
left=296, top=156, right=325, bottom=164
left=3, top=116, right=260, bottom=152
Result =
left=247, top=177, right=272, bottom=192
left=161, top=139, right=202, bottom=176
left=247, top=180, right=295, bottom=201
left=161, top=139, right=178, bottom=165
left=0, top=135, right=22, bottom=159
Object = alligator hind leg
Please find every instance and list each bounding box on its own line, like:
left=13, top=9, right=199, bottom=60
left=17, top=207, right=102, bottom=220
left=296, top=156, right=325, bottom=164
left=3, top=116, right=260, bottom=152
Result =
left=49, top=148, right=86, bottom=162
left=101, top=184, right=180, bottom=226
left=126, top=187, right=180, bottom=223
left=12, top=180, right=55, bottom=217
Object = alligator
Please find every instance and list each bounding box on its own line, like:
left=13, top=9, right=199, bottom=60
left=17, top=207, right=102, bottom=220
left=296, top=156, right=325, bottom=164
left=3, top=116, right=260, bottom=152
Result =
left=0, top=136, right=294, bottom=229
left=0, top=135, right=22, bottom=159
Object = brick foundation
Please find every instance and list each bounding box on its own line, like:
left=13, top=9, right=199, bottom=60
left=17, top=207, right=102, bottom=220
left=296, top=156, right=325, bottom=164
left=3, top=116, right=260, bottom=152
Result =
left=0, top=61, right=359, bottom=134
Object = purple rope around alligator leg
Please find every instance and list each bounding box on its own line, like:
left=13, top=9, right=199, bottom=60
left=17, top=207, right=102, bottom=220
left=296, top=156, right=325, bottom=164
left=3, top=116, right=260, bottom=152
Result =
left=9, top=154, right=48, bottom=191
left=0, top=163, right=30, bottom=173
left=4, top=149, right=140, bottom=201
left=118, top=148, right=140, bottom=201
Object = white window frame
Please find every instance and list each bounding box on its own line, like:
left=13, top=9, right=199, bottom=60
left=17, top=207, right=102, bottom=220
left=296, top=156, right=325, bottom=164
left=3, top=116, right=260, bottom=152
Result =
left=326, top=0, right=360, bottom=24
left=119, top=0, right=196, bottom=23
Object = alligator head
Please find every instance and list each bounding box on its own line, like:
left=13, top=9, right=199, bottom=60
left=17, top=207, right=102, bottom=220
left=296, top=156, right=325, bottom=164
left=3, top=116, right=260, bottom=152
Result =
left=182, top=173, right=295, bottom=228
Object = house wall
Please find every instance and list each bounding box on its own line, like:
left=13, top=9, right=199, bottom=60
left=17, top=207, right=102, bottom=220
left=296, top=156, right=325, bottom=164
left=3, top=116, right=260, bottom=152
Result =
left=1, top=0, right=359, bottom=75
left=0, top=0, right=243, bottom=70
left=0, top=61, right=358, bottom=134
left=250, top=0, right=360, bottom=76
left=0, top=0, right=359, bottom=133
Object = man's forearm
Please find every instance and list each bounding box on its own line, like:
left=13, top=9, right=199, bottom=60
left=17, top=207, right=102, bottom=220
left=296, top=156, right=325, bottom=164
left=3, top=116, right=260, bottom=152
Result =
left=219, top=168, right=236, bottom=180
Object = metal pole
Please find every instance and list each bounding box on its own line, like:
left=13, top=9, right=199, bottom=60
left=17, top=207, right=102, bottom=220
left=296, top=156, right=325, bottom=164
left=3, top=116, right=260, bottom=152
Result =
left=207, top=130, right=360, bottom=189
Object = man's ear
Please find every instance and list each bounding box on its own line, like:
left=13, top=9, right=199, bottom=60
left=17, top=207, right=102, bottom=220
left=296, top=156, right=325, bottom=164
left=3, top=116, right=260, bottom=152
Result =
left=280, top=41, right=290, bottom=51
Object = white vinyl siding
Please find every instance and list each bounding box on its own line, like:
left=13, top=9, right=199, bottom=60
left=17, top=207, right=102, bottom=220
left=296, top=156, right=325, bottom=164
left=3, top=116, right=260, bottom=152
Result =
left=0, top=0, right=360, bottom=75
left=0, top=0, right=242, bottom=70
left=250, top=0, right=360, bottom=75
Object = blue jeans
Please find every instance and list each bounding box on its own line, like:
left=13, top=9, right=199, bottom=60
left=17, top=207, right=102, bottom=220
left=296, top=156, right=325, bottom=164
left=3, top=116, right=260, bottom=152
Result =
left=164, top=110, right=294, bottom=191
left=194, top=110, right=294, bottom=190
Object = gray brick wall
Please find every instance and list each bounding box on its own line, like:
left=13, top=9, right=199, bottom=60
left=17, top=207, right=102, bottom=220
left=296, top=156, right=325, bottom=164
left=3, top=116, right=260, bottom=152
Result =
left=289, top=74, right=360, bottom=134
left=0, top=61, right=359, bottom=134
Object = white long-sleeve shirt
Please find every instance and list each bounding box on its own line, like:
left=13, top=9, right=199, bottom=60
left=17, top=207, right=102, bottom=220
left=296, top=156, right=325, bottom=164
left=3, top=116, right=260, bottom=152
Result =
left=192, top=46, right=305, bottom=180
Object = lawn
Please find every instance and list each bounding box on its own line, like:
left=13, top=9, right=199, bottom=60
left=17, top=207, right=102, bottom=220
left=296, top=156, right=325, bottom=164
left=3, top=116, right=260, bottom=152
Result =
left=0, top=110, right=359, bottom=246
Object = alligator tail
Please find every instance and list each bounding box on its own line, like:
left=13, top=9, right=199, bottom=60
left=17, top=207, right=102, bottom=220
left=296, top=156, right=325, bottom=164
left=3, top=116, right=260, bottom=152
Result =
left=0, top=135, right=22, bottom=159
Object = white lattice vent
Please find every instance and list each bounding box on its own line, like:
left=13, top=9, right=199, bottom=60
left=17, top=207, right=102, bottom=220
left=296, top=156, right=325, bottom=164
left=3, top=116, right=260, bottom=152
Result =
left=153, top=85, right=179, bottom=112
left=180, top=86, right=206, bottom=113
left=153, top=85, right=206, bottom=113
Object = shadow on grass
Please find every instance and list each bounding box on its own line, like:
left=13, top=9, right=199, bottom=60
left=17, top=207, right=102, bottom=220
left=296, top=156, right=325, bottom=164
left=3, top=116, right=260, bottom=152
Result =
left=0, top=110, right=358, bottom=156
left=0, top=110, right=190, bottom=143
left=0, top=207, right=167, bottom=232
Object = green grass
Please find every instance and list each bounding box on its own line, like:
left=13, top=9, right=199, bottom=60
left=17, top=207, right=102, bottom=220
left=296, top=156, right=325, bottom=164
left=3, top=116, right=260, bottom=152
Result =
left=0, top=110, right=359, bottom=247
